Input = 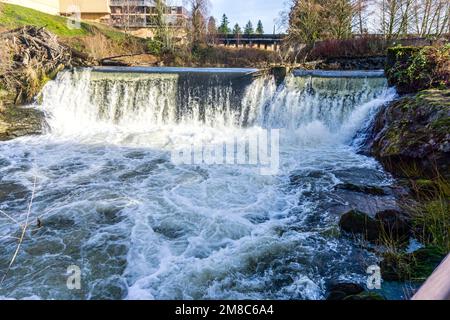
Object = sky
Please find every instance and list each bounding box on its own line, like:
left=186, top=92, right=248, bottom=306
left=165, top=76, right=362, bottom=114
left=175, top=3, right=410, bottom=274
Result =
left=171, top=0, right=288, bottom=33
left=208, top=0, right=287, bottom=33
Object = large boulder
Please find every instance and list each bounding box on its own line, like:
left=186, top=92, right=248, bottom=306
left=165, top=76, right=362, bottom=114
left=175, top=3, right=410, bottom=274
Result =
left=368, top=90, right=450, bottom=180
left=326, top=282, right=364, bottom=300
left=339, top=209, right=411, bottom=242
left=326, top=282, right=385, bottom=300
left=339, top=209, right=380, bottom=241
left=0, top=106, right=44, bottom=140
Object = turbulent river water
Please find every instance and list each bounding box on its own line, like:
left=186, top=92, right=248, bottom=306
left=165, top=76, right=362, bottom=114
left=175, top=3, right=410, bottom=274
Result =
left=0, top=67, right=399, bottom=300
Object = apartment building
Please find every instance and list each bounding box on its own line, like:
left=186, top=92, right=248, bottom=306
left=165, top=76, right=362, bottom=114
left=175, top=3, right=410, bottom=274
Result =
left=109, top=0, right=188, bottom=28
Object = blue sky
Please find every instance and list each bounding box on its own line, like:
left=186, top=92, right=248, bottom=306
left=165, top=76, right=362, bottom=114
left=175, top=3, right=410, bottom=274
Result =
left=172, top=0, right=288, bottom=33
left=209, top=0, right=287, bottom=33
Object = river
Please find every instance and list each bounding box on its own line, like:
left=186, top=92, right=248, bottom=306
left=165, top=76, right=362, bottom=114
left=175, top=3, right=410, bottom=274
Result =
left=0, top=67, right=400, bottom=299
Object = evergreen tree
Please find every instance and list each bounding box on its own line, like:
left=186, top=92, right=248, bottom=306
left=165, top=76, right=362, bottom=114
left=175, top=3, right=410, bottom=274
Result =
left=218, top=14, right=231, bottom=34
left=256, top=20, right=264, bottom=34
left=244, top=20, right=254, bottom=35
left=233, top=23, right=242, bottom=35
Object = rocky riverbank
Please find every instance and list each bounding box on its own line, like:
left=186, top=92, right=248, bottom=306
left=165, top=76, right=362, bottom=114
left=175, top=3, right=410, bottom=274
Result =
left=332, top=45, right=449, bottom=299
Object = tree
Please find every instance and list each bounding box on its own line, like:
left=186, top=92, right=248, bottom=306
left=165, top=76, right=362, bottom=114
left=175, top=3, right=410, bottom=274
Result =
left=326, top=0, right=353, bottom=39
left=244, top=20, right=254, bottom=35
left=288, top=0, right=324, bottom=45
left=188, top=0, right=210, bottom=47
left=233, top=23, right=242, bottom=35
left=256, top=20, right=264, bottom=34
left=410, top=0, right=450, bottom=37
left=218, top=14, right=231, bottom=34
left=207, top=16, right=217, bottom=34
left=351, top=0, right=370, bottom=34
left=151, top=0, right=175, bottom=53
left=288, top=0, right=355, bottom=43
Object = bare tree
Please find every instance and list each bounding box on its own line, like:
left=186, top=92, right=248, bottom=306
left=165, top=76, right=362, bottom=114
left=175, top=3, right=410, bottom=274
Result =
left=206, top=16, right=218, bottom=45
left=351, top=0, right=370, bottom=34
left=412, top=0, right=450, bottom=37
left=187, top=0, right=211, bottom=48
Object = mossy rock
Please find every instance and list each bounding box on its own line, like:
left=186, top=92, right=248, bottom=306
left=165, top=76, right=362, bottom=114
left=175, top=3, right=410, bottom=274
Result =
left=339, top=210, right=380, bottom=241
left=381, top=246, right=446, bottom=282
left=343, top=291, right=385, bottom=300
left=411, top=179, right=439, bottom=198
left=336, top=183, right=386, bottom=196
left=326, top=282, right=365, bottom=300
left=370, top=90, right=450, bottom=180
left=339, top=208, right=411, bottom=243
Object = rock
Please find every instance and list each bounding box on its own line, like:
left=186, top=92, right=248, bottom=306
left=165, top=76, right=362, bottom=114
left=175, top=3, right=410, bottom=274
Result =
left=381, top=246, right=446, bottom=281
left=339, top=210, right=380, bottom=241
left=0, top=106, right=44, bottom=140
left=375, top=210, right=411, bottom=241
left=326, top=282, right=365, bottom=300
left=367, top=90, right=450, bottom=180
left=326, top=282, right=384, bottom=300
left=336, top=183, right=386, bottom=196
left=339, top=209, right=411, bottom=242
left=343, top=292, right=385, bottom=300
left=411, top=179, right=439, bottom=198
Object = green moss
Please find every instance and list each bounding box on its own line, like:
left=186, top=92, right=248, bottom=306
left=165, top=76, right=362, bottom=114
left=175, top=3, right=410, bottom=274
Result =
left=411, top=246, right=446, bottom=279
left=344, top=292, right=385, bottom=300
left=431, top=117, right=450, bottom=133
left=381, top=246, right=446, bottom=282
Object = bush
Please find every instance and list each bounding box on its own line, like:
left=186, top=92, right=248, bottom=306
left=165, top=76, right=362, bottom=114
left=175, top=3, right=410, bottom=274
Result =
left=308, top=35, right=389, bottom=60
left=163, top=44, right=278, bottom=68
left=385, top=45, right=450, bottom=93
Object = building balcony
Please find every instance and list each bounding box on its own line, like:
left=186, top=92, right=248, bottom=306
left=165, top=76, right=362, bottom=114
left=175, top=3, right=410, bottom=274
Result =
left=110, top=0, right=155, bottom=7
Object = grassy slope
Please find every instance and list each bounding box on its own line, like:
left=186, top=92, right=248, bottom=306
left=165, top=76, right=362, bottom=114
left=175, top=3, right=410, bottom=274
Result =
left=0, top=3, right=91, bottom=36
left=0, top=3, right=135, bottom=44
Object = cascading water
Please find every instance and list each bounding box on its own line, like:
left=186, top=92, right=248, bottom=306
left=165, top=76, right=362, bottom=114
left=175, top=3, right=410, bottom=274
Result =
left=0, top=67, right=399, bottom=300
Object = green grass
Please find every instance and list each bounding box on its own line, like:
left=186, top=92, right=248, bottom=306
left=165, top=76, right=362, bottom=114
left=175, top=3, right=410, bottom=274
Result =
left=0, top=3, right=129, bottom=41
left=0, top=3, right=92, bottom=36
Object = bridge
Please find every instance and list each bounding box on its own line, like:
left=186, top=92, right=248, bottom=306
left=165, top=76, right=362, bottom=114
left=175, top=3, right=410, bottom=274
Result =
left=212, top=34, right=285, bottom=51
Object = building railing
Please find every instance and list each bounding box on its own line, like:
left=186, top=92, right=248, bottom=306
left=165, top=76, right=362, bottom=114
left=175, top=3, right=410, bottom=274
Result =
left=110, top=0, right=155, bottom=7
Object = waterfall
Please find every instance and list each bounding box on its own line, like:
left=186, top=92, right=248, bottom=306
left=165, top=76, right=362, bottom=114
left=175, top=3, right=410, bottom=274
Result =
left=37, top=68, right=396, bottom=144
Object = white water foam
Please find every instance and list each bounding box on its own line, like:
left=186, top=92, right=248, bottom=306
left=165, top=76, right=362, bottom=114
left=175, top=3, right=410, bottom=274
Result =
left=0, top=68, right=397, bottom=300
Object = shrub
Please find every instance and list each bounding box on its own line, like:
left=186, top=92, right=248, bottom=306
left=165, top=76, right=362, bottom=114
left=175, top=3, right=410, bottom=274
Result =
left=308, top=35, right=389, bottom=60
left=163, top=44, right=278, bottom=68
left=385, top=45, right=450, bottom=93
